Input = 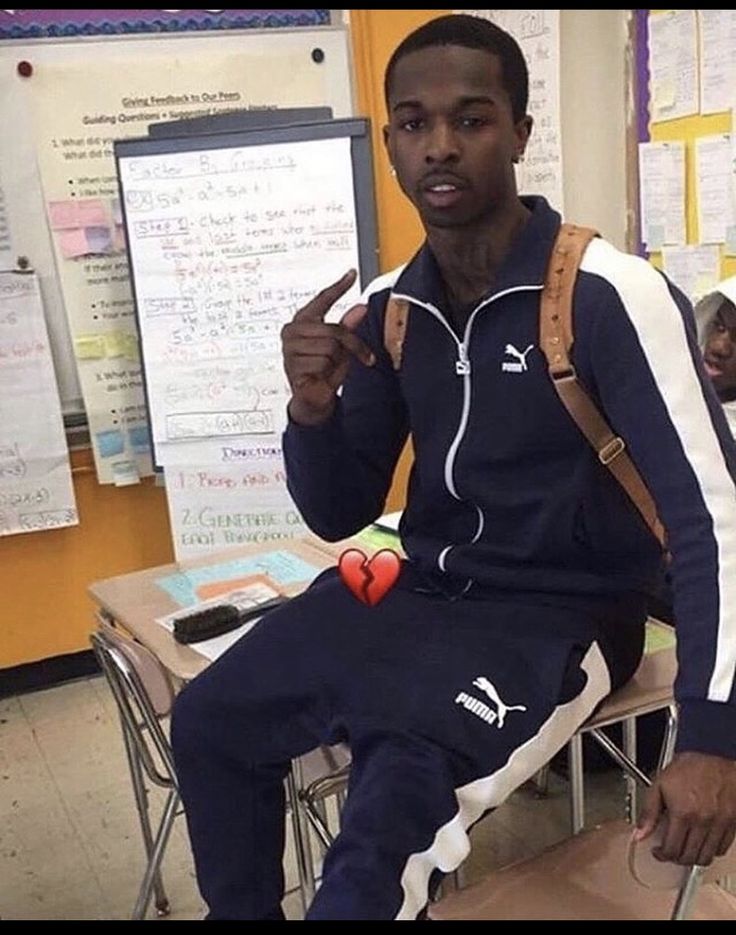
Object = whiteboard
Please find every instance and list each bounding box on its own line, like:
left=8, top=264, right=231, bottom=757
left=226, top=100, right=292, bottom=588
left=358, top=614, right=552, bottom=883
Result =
left=115, top=118, right=378, bottom=473
left=0, top=26, right=353, bottom=415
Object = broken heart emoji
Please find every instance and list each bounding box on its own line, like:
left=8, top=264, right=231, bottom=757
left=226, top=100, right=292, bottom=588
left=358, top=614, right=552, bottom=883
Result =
left=338, top=548, right=401, bottom=606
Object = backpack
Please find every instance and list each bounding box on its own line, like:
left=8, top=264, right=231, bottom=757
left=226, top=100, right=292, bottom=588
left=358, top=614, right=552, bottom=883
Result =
left=383, top=223, right=667, bottom=550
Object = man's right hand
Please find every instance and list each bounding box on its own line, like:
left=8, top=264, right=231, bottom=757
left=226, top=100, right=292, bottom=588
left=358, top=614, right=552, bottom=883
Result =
left=281, top=269, right=374, bottom=426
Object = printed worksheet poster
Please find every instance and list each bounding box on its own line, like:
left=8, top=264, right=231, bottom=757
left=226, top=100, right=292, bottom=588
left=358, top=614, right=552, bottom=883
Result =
left=0, top=273, right=77, bottom=536
left=648, top=10, right=698, bottom=123
left=27, top=52, right=325, bottom=483
left=0, top=163, right=13, bottom=262
left=164, top=462, right=307, bottom=561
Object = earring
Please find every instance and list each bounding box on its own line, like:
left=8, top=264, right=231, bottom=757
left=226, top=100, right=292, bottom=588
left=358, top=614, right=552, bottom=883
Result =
left=389, top=165, right=397, bottom=177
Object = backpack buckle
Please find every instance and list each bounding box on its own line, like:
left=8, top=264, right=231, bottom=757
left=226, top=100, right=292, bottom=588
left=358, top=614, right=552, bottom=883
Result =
left=599, top=436, right=625, bottom=465
left=550, top=365, right=577, bottom=382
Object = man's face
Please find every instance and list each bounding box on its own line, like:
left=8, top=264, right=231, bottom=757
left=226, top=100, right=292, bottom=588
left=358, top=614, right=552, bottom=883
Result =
left=383, top=45, right=531, bottom=231
left=703, top=298, right=736, bottom=397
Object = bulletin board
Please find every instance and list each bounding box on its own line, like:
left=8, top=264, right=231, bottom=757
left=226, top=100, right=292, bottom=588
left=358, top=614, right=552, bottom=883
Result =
left=0, top=21, right=352, bottom=445
left=634, top=9, right=736, bottom=295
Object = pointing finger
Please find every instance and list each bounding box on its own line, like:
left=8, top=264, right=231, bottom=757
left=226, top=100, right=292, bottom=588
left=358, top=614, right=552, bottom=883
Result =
left=293, top=269, right=357, bottom=323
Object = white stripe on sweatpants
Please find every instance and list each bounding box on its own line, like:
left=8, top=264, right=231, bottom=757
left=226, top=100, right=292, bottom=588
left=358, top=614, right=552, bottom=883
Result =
left=395, top=641, right=611, bottom=920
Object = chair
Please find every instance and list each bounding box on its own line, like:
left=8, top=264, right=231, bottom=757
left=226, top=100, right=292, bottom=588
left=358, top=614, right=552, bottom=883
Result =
left=90, top=622, right=181, bottom=920
left=291, top=618, right=678, bottom=871
left=563, top=616, right=679, bottom=833
left=287, top=743, right=352, bottom=903
left=428, top=617, right=736, bottom=921
left=428, top=817, right=736, bottom=920
left=91, top=619, right=349, bottom=918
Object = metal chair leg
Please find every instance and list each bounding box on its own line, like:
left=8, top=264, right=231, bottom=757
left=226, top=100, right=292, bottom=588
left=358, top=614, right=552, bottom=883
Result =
left=532, top=763, right=551, bottom=798
left=287, top=765, right=316, bottom=912
left=121, top=718, right=171, bottom=916
left=568, top=732, right=585, bottom=834
left=302, top=796, right=336, bottom=851
left=132, top=790, right=180, bottom=920
left=671, top=865, right=705, bottom=920
left=658, top=705, right=678, bottom=772
left=622, top=717, right=637, bottom=823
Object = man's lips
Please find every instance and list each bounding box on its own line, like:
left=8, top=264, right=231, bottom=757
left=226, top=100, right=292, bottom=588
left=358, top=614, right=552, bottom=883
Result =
left=421, top=173, right=467, bottom=192
left=420, top=175, right=468, bottom=208
left=704, top=359, right=723, bottom=378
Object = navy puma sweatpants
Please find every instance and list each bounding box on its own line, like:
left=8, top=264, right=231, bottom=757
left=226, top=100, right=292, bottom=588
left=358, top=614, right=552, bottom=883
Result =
left=171, top=565, right=645, bottom=920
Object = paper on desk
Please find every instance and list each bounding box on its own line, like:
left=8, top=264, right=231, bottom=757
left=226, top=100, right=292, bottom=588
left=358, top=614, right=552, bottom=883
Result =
left=353, top=526, right=404, bottom=555
left=156, top=581, right=284, bottom=662
left=374, top=511, right=402, bottom=532
left=155, top=550, right=324, bottom=607
left=644, top=621, right=677, bottom=655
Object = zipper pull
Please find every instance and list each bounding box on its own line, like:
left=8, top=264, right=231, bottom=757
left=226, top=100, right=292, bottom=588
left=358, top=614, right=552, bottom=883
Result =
left=455, top=343, right=471, bottom=376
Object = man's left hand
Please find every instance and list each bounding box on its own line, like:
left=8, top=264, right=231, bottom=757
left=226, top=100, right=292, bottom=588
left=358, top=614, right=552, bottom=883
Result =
left=634, top=751, right=736, bottom=865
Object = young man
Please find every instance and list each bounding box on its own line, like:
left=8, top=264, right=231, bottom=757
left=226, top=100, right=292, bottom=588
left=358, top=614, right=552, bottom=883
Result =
left=172, top=15, right=736, bottom=920
left=698, top=276, right=736, bottom=424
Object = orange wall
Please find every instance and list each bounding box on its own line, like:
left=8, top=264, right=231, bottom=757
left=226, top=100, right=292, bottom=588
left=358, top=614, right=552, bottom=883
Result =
left=0, top=447, right=174, bottom=668
left=0, top=10, right=447, bottom=669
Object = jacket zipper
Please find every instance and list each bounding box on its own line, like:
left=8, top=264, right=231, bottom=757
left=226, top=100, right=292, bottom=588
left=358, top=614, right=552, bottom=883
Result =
left=392, top=285, right=544, bottom=573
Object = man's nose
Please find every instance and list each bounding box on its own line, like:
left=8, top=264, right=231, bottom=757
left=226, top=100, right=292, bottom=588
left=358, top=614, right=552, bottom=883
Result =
left=710, top=333, right=733, bottom=359
left=425, top=122, right=460, bottom=163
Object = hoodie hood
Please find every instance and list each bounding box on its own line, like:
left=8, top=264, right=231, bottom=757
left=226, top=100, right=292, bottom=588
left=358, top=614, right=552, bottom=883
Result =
left=694, top=275, right=736, bottom=344
left=694, top=275, right=736, bottom=438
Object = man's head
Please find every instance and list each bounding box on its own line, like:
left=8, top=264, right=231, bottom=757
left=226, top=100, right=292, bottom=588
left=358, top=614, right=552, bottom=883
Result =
left=383, top=14, right=532, bottom=231
left=703, top=297, right=736, bottom=400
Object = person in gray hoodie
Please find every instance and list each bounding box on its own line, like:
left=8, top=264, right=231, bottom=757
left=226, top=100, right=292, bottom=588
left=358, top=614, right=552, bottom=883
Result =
left=647, top=275, right=736, bottom=630
left=696, top=275, right=736, bottom=433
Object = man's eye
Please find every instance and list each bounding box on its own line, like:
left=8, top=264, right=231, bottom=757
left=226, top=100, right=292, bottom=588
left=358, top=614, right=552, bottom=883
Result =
left=400, top=118, right=424, bottom=132
left=459, top=115, right=487, bottom=129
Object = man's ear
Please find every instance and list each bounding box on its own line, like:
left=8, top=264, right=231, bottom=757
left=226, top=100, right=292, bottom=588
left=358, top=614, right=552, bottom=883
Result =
left=382, top=124, right=392, bottom=161
left=515, top=114, right=533, bottom=162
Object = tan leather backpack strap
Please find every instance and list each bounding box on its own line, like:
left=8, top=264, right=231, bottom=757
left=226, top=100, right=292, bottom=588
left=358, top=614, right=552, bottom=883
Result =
left=540, top=223, right=668, bottom=550
left=384, top=296, right=410, bottom=370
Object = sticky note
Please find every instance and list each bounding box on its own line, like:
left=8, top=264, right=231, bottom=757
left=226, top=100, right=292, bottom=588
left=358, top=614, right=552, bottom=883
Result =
left=654, top=81, right=676, bottom=111
left=85, top=225, right=113, bottom=255
left=112, top=459, right=140, bottom=486
left=74, top=334, right=107, bottom=359
left=645, top=224, right=665, bottom=252
left=48, top=200, right=81, bottom=230
left=96, top=429, right=125, bottom=458
left=58, top=227, right=90, bottom=259
left=128, top=424, right=150, bottom=453
left=103, top=331, right=127, bottom=358
left=76, top=199, right=108, bottom=227
left=121, top=332, right=139, bottom=361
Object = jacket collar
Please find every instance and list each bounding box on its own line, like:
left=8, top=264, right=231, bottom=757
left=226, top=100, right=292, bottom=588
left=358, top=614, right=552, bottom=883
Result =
left=392, top=196, right=562, bottom=308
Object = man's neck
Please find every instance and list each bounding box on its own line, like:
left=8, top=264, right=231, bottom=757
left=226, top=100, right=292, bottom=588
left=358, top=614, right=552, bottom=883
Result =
left=427, top=200, right=531, bottom=312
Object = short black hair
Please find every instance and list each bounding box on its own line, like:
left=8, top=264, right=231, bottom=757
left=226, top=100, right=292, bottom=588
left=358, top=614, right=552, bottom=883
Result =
left=384, top=14, right=529, bottom=124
